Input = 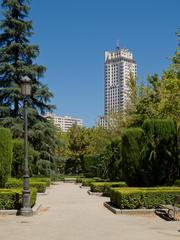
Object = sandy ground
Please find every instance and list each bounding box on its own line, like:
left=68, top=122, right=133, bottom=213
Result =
left=0, top=182, right=180, bottom=240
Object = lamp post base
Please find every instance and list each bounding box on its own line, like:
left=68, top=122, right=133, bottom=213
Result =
left=19, top=207, right=33, bottom=216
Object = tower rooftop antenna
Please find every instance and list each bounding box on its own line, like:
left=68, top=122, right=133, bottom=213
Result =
left=116, top=40, right=120, bottom=50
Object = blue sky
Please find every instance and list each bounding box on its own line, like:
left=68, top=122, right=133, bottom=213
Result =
left=1, top=0, right=180, bottom=126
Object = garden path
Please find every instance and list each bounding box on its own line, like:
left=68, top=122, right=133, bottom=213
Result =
left=0, top=182, right=180, bottom=240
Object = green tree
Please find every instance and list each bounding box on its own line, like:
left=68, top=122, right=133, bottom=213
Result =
left=100, top=139, right=122, bottom=181
left=121, top=128, right=144, bottom=186
left=141, top=119, right=178, bottom=186
left=0, top=0, right=57, bottom=176
left=67, top=125, right=90, bottom=174
left=0, top=0, right=54, bottom=122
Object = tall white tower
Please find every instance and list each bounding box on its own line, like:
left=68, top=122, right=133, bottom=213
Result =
left=104, top=47, right=137, bottom=115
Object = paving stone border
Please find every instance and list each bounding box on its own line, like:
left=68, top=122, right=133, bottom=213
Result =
left=87, top=190, right=103, bottom=196
left=79, top=185, right=90, bottom=189
left=63, top=178, right=76, bottom=183
left=104, top=202, right=166, bottom=215
left=0, top=203, right=41, bottom=216
left=37, top=190, right=49, bottom=196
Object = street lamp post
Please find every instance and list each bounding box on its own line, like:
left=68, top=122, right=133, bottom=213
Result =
left=19, top=76, right=33, bottom=216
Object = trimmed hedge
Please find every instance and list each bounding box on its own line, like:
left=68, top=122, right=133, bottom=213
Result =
left=0, top=128, right=12, bottom=188
left=110, top=187, right=180, bottom=209
left=29, top=182, right=47, bottom=193
left=30, top=177, right=51, bottom=187
left=0, top=188, right=37, bottom=210
left=5, top=178, right=48, bottom=193
left=81, top=177, right=103, bottom=186
left=90, top=182, right=127, bottom=196
left=174, top=179, right=180, bottom=187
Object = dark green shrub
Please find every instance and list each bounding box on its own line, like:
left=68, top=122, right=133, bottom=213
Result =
left=110, top=187, right=180, bottom=209
left=122, top=128, right=144, bottom=186
left=101, top=140, right=122, bottom=181
left=122, top=120, right=178, bottom=187
left=83, top=155, right=99, bottom=178
left=12, top=139, right=38, bottom=178
left=36, top=159, right=51, bottom=176
left=0, top=188, right=37, bottom=210
left=12, top=139, right=24, bottom=178
left=0, top=128, right=13, bottom=187
left=141, top=119, right=178, bottom=186
left=174, top=179, right=180, bottom=187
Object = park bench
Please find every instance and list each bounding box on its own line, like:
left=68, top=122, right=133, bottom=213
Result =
left=160, top=195, right=180, bottom=219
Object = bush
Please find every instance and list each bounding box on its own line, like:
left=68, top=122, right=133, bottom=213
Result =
left=122, top=128, right=144, bottom=186
left=110, top=187, right=180, bottom=209
left=141, top=119, right=178, bottom=186
left=5, top=178, right=22, bottom=188
left=122, top=119, right=178, bottom=187
left=12, top=139, right=24, bottom=178
left=30, top=177, right=51, bottom=187
left=0, top=188, right=37, bottom=210
left=90, top=182, right=127, bottom=196
left=5, top=178, right=47, bottom=193
left=101, top=140, right=122, bottom=181
left=83, top=155, right=99, bottom=178
left=81, top=177, right=102, bottom=186
left=12, top=139, right=38, bottom=178
left=30, top=181, right=47, bottom=193
left=0, top=128, right=13, bottom=188
left=174, top=179, right=180, bottom=187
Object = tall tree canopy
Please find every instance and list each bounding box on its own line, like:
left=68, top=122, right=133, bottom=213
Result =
left=0, top=0, right=57, bottom=176
left=0, top=0, right=54, bottom=126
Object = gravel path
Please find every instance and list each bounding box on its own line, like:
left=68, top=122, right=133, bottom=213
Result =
left=0, top=182, right=180, bottom=240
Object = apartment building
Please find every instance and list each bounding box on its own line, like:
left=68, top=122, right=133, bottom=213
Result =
left=45, top=113, right=83, bottom=132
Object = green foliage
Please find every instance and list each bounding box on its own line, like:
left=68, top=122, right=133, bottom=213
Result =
left=67, top=125, right=90, bottom=174
left=12, top=138, right=37, bottom=178
left=0, top=0, right=58, bottom=177
left=29, top=181, right=47, bottom=193
left=83, top=155, right=99, bottom=178
left=80, top=177, right=102, bottom=186
left=141, top=119, right=178, bottom=186
left=0, top=128, right=12, bottom=187
left=174, top=179, right=180, bottom=187
left=36, top=159, right=51, bottom=176
left=5, top=178, right=48, bottom=193
left=90, top=181, right=127, bottom=196
left=133, top=34, right=180, bottom=125
left=0, top=188, right=37, bottom=210
left=30, top=177, right=51, bottom=187
left=122, top=120, right=178, bottom=187
left=100, top=139, right=122, bottom=181
left=110, top=187, right=180, bottom=209
left=122, top=128, right=144, bottom=186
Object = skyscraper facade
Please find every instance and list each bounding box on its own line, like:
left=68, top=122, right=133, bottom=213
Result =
left=104, top=47, right=137, bottom=115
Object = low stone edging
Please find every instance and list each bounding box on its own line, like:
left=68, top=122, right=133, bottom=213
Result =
left=0, top=203, right=42, bottom=216
left=87, top=190, right=103, bottom=196
left=104, top=202, right=166, bottom=215
left=63, top=178, right=76, bottom=183
left=79, top=185, right=90, bottom=189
